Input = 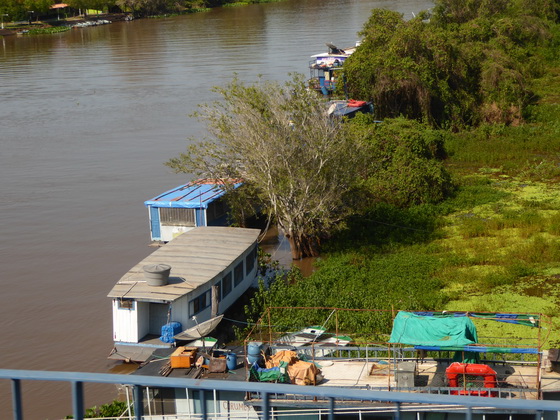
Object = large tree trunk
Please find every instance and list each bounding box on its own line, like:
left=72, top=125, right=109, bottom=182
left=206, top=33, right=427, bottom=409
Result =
left=286, top=232, right=320, bottom=260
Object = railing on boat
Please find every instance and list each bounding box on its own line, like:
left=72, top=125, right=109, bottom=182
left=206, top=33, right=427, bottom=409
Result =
left=2, top=369, right=560, bottom=420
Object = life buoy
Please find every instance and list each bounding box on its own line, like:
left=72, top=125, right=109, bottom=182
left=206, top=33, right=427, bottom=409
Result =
left=446, top=363, right=497, bottom=397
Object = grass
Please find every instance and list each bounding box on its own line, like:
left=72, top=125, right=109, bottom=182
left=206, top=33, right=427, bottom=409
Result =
left=428, top=57, right=560, bottom=346
left=301, top=56, right=560, bottom=347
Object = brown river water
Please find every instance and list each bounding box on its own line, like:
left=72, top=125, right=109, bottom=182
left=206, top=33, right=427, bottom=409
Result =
left=0, top=0, right=432, bottom=418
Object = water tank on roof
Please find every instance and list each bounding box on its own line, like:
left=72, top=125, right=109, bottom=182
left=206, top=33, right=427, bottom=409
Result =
left=143, top=264, right=171, bottom=286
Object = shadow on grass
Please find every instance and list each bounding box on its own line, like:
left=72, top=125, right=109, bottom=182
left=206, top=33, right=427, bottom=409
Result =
left=328, top=202, right=440, bottom=253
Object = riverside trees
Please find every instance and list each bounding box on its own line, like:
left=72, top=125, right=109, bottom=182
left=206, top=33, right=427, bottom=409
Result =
left=167, top=75, right=452, bottom=260
left=343, top=0, right=557, bottom=128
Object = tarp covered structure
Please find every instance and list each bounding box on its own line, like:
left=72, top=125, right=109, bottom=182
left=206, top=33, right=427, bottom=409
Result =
left=389, top=311, right=478, bottom=347
left=389, top=311, right=540, bottom=361
left=413, top=311, right=540, bottom=328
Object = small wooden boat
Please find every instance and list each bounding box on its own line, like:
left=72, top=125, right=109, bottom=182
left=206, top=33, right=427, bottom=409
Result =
left=174, top=315, right=224, bottom=341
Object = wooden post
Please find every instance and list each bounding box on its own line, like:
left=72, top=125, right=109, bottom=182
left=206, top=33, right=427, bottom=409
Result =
left=211, top=285, right=219, bottom=318
left=267, top=308, right=272, bottom=346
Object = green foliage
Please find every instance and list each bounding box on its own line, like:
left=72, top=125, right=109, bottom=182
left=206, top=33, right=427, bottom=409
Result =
left=27, top=26, right=71, bottom=34
left=65, top=399, right=129, bottom=419
left=330, top=202, right=440, bottom=252
left=348, top=117, right=454, bottom=207
left=344, top=0, right=555, bottom=127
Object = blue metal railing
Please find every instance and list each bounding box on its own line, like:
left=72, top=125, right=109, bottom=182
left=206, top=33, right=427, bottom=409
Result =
left=1, top=369, right=560, bottom=420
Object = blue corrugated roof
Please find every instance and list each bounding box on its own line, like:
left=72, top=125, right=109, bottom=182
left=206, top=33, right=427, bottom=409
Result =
left=144, top=181, right=241, bottom=209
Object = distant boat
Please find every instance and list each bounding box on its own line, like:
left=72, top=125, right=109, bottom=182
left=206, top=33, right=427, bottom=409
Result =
left=308, top=42, right=359, bottom=95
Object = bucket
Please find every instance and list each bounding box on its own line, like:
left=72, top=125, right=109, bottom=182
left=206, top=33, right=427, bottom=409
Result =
left=226, top=353, right=237, bottom=370
left=247, top=342, right=262, bottom=365
left=143, top=264, right=171, bottom=286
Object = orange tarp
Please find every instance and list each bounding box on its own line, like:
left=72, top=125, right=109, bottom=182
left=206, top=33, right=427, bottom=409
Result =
left=265, top=350, right=321, bottom=386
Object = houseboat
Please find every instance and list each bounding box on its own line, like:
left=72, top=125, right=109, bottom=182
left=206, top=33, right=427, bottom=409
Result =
left=309, top=42, right=358, bottom=95
left=144, top=179, right=242, bottom=243
left=107, top=226, right=260, bottom=362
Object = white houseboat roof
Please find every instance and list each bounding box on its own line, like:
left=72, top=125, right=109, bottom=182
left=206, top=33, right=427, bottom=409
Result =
left=107, top=227, right=260, bottom=303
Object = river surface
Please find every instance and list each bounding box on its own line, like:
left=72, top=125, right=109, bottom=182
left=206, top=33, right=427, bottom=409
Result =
left=0, top=0, right=432, bottom=418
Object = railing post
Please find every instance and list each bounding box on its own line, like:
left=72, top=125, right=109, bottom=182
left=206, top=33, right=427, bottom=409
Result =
left=133, top=385, right=144, bottom=420
left=201, top=389, right=207, bottom=420
left=466, top=406, right=472, bottom=420
left=395, top=402, right=401, bottom=420
left=328, top=396, right=335, bottom=420
left=11, top=379, right=22, bottom=420
left=262, top=391, right=270, bottom=420
left=72, top=381, right=84, bottom=420
left=535, top=410, right=542, bottom=420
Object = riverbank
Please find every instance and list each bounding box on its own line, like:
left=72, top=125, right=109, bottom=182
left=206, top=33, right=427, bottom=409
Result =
left=0, top=13, right=131, bottom=36
left=0, top=0, right=284, bottom=37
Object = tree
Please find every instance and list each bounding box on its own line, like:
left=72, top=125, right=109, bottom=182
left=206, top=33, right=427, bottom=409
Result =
left=347, top=116, right=453, bottom=207
left=343, top=1, right=553, bottom=128
left=166, top=74, right=358, bottom=259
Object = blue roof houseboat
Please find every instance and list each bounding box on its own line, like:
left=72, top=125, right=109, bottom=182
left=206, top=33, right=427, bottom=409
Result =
left=144, top=179, right=242, bottom=243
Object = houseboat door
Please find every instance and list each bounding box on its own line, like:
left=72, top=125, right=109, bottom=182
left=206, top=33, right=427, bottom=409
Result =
left=149, top=302, right=170, bottom=335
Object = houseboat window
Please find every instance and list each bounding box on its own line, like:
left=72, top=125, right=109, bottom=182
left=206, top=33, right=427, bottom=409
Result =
left=222, top=272, right=232, bottom=298
left=118, top=299, right=134, bottom=310
left=245, top=245, right=257, bottom=275
left=216, top=282, right=222, bottom=302
left=190, top=290, right=211, bottom=316
left=234, top=261, right=244, bottom=287
left=159, top=208, right=196, bottom=226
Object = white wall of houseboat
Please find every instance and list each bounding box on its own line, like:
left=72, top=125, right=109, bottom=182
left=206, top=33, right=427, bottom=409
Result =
left=112, top=300, right=153, bottom=343
left=147, top=206, right=208, bottom=242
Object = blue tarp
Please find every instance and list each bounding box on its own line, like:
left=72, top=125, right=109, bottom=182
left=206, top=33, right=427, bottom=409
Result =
left=414, top=345, right=538, bottom=354
left=160, top=322, right=182, bottom=343
left=412, top=311, right=540, bottom=328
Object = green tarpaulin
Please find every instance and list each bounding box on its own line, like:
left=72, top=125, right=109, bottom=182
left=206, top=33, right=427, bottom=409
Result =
left=389, top=311, right=478, bottom=347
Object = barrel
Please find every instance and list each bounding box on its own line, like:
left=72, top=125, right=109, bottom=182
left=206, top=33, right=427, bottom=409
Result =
left=247, top=342, right=262, bottom=365
left=226, top=352, right=237, bottom=370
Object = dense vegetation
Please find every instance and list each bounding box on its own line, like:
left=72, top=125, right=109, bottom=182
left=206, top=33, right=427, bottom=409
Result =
left=241, top=0, right=560, bottom=346
left=343, top=0, right=559, bottom=128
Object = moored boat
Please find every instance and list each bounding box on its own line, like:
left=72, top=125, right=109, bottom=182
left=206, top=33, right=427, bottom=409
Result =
left=107, top=226, right=259, bottom=362
left=309, top=42, right=358, bottom=95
